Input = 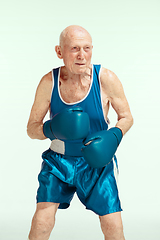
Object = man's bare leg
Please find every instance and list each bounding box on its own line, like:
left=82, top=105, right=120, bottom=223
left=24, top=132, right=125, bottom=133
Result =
left=99, top=212, right=125, bottom=240
left=28, top=202, right=59, bottom=240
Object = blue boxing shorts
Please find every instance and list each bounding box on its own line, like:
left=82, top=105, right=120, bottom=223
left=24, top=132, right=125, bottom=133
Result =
left=36, top=149, right=122, bottom=216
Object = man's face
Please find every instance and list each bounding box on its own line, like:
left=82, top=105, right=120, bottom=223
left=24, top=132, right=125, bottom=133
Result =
left=60, top=30, right=93, bottom=75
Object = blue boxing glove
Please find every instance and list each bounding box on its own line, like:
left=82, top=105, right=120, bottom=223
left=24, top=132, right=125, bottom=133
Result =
left=81, top=127, right=123, bottom=168
left=43, top=106, right=90, bottom=141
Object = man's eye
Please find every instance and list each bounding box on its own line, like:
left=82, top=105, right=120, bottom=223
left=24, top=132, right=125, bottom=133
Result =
left=84, top=46, right=90, bottom=51
left=72, top=47, right=78, bottom=51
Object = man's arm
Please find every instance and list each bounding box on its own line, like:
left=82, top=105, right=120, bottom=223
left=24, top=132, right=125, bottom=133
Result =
left=27, top=72, right=53, bottom=140
left=100, top=68, right=133, bottom=135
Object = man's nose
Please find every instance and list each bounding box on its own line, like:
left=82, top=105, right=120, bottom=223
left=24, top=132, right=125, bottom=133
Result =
left=78, top=49, right=85, bottom=59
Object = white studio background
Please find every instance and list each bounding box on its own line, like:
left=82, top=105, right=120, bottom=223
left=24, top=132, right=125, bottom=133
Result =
left=0, top=0, right=160, bottom=239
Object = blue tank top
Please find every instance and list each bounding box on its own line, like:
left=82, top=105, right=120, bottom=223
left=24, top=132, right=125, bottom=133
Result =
left=50, top=64, right=108, bottom=132
left=49, top=64, right=108, bottom=156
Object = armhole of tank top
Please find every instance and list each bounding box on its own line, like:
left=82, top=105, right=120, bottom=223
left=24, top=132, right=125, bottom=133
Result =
left=98, top=65, right=110, bottom=125
left=51, top=69, right=55, bottom=100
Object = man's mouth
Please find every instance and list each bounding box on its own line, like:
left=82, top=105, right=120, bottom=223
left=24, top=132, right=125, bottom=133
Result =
left=75, top=63, right=85, bottom=65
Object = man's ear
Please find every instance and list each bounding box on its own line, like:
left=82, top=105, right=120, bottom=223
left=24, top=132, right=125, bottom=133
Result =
left=55, top=45, right=63, bottom=59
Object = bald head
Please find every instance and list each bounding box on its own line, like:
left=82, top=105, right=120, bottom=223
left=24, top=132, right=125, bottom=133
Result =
left=59, top=25, right=92, bottom=49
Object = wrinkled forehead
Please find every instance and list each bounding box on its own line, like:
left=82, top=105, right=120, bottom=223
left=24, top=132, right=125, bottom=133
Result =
left=60, top=27, right=92, bottom=47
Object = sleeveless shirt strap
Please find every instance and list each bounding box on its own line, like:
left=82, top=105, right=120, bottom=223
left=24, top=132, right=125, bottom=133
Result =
left=93, top=64, right=101, bottom=75
left=52, top=67, right=59, bottom=82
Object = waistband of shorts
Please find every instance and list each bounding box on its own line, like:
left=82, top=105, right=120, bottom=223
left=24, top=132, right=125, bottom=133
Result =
left=50, top=139, right=83, bottom=157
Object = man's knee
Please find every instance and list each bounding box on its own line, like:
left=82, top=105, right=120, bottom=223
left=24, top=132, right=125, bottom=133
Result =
left=30, top=202, right=59, bottom=235
left=32, top=210, right=54, bottom=233
left=99, top=212, right=125, bottom=239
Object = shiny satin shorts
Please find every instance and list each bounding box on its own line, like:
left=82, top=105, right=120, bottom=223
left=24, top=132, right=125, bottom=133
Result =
left=36, top=149, right=122, bottom=216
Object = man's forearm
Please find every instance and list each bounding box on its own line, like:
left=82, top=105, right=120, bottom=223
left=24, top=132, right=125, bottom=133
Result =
left=27, top=122, right=47, bottom=140
left=115, top=116, right=133, bottom=136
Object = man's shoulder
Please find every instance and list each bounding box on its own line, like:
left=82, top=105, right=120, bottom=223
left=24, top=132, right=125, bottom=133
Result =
left=100, top=67, right=117, bottom=84
left=40, top=71, right=53, bottom=86
left=99, top=67, right=123, bottom=97
left=37, top=71, right=53, bottom=93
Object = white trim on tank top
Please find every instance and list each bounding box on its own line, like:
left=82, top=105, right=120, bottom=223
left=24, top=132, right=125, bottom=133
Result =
left=98, top=65, right=110, bottom=125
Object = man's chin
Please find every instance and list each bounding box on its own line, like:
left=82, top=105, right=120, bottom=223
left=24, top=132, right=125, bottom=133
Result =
left=65, top=64, right=90, bottom=75
left=74, top=64, right=87, bottom=72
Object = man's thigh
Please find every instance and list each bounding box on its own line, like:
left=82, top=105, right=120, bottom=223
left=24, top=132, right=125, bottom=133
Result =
left=36, top=202, right=59, bottom=210
left=35, top=202, right=60, bottom=219
left=99, top=212, right=124, bottom=233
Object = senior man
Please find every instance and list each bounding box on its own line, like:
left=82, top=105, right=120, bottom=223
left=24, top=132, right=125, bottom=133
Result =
left=27, top=25, right=133, bottom=240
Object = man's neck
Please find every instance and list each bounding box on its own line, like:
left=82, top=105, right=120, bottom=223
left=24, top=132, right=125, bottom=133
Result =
left=60, top=65, right=92, bottom=84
